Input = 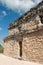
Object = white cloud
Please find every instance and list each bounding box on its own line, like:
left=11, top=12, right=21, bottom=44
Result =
left=0, top=11, right=7, bottom=21
left=0, top=27, right=2, bottom=31
left=0, top=0, right=42, bottom=12
left=2, top=11, right=7, bottom=16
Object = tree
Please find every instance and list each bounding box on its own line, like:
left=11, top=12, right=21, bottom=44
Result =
left=0, top=44, right=4, bottom=53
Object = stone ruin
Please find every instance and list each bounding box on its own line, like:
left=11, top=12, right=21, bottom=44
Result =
left=4, top=1, right=43, bottom=64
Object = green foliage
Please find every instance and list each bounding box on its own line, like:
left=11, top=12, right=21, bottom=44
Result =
left=0, top=44, right=4, bottom=53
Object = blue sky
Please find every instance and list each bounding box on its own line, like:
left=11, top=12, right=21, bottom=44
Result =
left=0, top=0, right=42, bottom=44
left=0, top=3, right=21, bottom=44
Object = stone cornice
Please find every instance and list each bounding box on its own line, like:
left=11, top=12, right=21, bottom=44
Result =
left=4, top=24, right=43, bottom=42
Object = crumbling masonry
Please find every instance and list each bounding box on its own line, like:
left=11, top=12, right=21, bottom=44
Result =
left=4, top=1, right=43, bottom=64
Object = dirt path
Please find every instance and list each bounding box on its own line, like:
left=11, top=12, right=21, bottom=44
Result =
left=0, top=54, right=42, bottom=65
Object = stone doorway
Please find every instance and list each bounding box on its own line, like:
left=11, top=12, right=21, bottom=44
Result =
left=19, top=41, right=22, bottom=58
left=39, top=15, right=43, bottom=24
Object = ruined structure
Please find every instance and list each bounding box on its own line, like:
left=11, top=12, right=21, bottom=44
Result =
left=4, top=1, right=43, bottom=64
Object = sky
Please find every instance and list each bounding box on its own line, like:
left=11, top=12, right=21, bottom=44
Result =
left=0, top=0, right=42, bottom=44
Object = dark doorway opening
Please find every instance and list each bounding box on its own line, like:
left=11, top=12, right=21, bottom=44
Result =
left=40, top=16, right=43, bottom=24
left=19, top=41, right=22, bottom=57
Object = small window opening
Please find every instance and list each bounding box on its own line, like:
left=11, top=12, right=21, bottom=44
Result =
left=19, top=41, right=22, bottom=57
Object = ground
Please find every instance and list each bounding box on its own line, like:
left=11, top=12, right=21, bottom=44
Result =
left=0, top=54, right=42, bottom=65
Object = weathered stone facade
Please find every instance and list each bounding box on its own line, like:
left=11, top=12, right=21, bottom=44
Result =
left=4, top=1, right=43, bottom=64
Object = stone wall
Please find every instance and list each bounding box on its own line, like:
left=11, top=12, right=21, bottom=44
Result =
left=8, top=15, right=41, bottom=36
left=4, top=1, right=43, bottom=64
left=22, top=29, right=43, bottom=64
left=13, top=40, right=20, bottom=58
left=4, top=39, right=20, bottom=58
left=4, top=29, right=43, bottom=64
left=8, top=28, right=19, bottom=35
left=4, top=39, right=14, bottom=57
left=21, top=15, right=41, bottom=31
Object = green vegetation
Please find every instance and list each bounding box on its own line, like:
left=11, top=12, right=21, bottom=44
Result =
left=0, top=44, right=4, bottom=53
